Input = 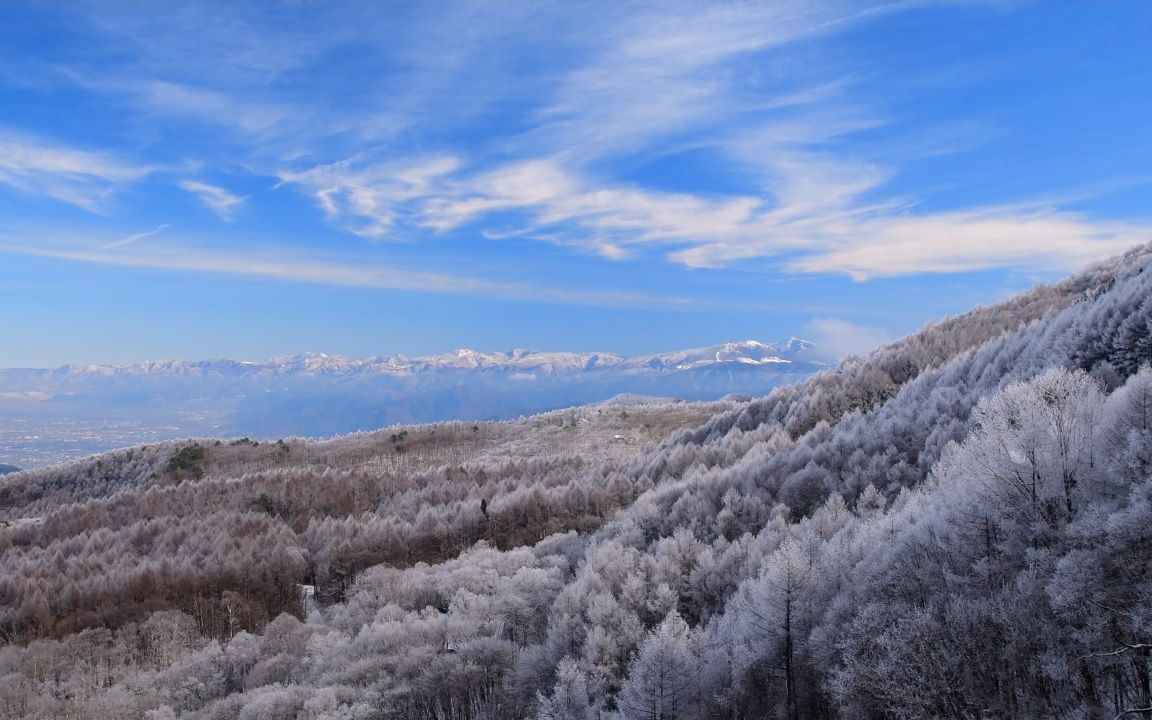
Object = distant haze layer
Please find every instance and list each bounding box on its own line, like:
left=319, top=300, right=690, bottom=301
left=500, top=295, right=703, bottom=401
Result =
left=0, top=339, right=827, bottom=468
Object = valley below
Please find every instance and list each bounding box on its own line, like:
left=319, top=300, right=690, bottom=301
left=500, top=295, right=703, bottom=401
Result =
left=0, top=340, right=823, bottom=468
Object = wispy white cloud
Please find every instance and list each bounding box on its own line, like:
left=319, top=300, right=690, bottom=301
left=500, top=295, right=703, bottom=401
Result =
left=257, top=2, right=1152, bottom=279
left=287, top=149, right=1152, bottom=278
left=20, top=1, right=1152, bottom=282
left=786, top=208, right=1152, bottom=279
left=0, top=235, right=759, bottom=311
left=0, top=128, right=154, bottom=212
left=101, top=223, right=172, bottom=249
left=138, top=81, right=291, bottom=136
left=804, top=317, right=893, bottom=358
left=524, top=3, right=882, bottom=163
left=179, top=180, right=247, bottom=221
left=278, top=153, right=461, bottom=238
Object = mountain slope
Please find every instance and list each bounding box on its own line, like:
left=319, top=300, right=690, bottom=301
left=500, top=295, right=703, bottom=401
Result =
left=2, top=244, right=1152, bottom=719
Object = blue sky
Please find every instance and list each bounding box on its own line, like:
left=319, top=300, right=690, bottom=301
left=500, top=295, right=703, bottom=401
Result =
left=0, top=1, right=1149, bottom=367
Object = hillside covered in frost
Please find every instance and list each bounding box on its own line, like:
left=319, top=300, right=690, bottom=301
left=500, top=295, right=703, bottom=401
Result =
left=3, top=244, right=1152, bottom=719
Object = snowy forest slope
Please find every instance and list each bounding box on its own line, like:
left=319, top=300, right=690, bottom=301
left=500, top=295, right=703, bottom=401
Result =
left=2, top=244, right=1152, bottom=719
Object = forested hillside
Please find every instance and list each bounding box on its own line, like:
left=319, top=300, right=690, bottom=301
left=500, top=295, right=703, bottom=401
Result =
left=3, top=244, right=1152, bottom=719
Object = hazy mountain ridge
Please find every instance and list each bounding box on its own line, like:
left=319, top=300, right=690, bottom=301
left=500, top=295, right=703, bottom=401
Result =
left=2, top=245, right=1152, bottom=719
left=0, top=339, right=826, bottom=468
left=7, top=338, right=820, bottom=379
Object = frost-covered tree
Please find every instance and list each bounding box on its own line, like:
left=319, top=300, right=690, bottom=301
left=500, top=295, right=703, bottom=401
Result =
left=617, top=611, right=696, bottom=720
left=1100, top=366, right=1152, bottom=487
left=946, top=368, right=1103, bottom=523
left=537, top=658, right=596, bottom=720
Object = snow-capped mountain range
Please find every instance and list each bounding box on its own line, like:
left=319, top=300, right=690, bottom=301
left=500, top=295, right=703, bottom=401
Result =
left=0, top=339, right=826, bottom=468
left=40, top=338, right=821, bottom=378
